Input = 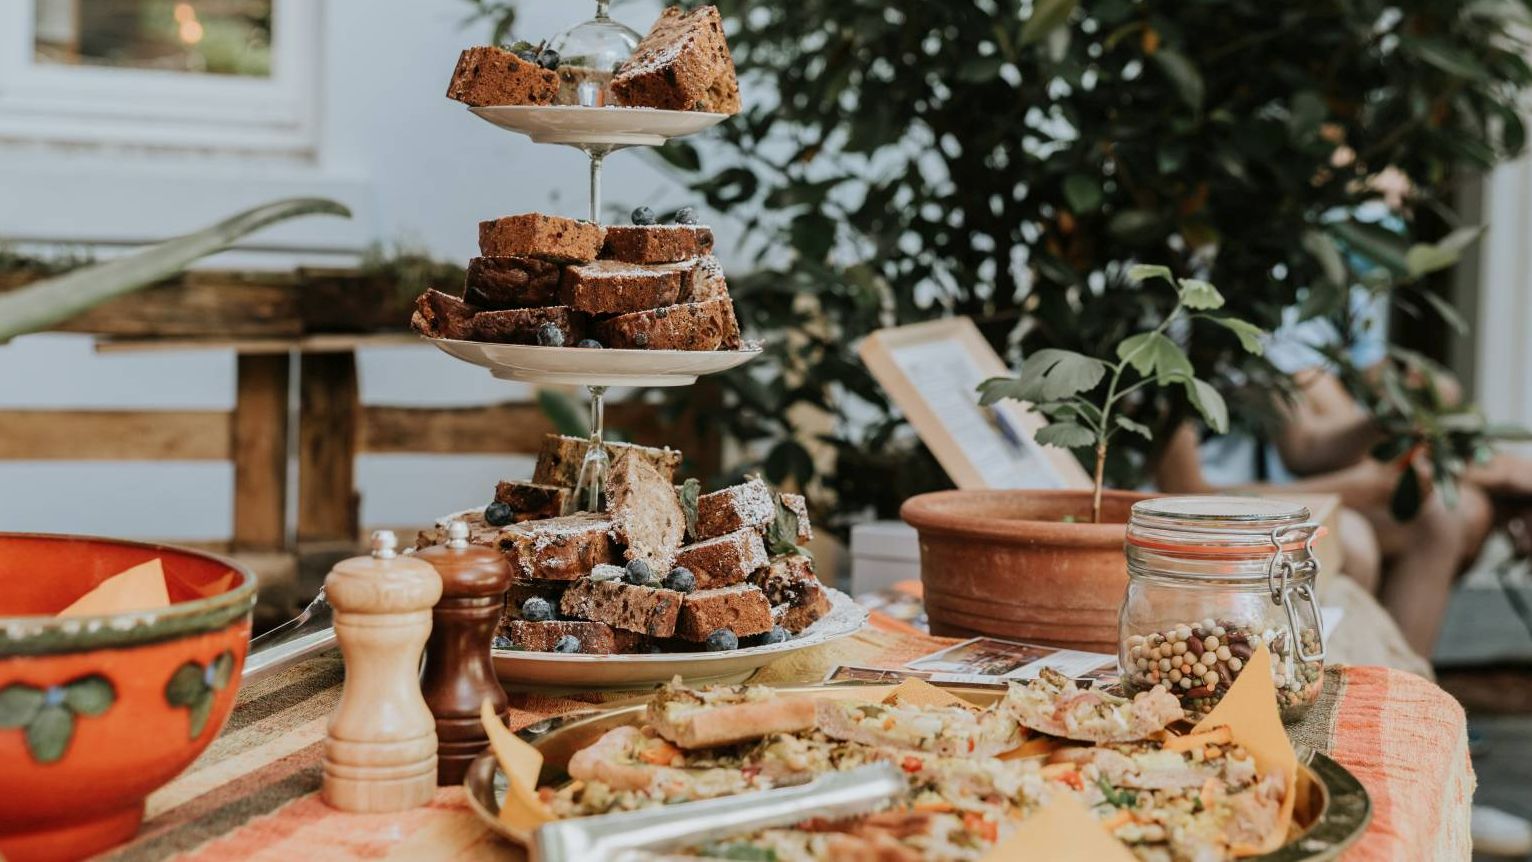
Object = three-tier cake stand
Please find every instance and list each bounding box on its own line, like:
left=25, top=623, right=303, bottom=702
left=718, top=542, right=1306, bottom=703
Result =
left=423, top=2, right=761, bottom=512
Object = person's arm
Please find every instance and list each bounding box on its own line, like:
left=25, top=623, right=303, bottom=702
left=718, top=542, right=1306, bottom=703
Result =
left=1153, top=422, right=1216, bottom=494
left=1271, top=369, right=1383, bottom=476
left=1154, top=420, right=1428, bottom=514
left=1233, top=458, right=1429, bottom=514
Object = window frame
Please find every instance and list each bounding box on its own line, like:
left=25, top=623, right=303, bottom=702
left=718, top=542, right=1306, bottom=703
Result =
left=0, top=0, right=318, bottom=154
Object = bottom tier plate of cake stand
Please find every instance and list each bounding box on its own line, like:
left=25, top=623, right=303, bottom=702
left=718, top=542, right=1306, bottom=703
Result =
left=492, top=588, right=868, bottom=691
left=426, top=337, right=762, bottom=387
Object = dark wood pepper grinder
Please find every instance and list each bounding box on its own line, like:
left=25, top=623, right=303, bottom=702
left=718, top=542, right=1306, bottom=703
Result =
left=416, top=519, right=512, bottom=785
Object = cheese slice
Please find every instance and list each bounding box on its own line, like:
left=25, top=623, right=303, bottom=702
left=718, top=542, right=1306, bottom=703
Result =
left=59, top=559, right=170, bottom=617
left=479, top=698, right=554, bottom=834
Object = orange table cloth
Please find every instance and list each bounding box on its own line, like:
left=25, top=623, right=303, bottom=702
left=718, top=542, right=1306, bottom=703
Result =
left=98, top=614, right=1474, bottom=862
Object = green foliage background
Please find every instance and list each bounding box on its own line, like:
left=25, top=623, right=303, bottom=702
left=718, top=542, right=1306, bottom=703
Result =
left=490, top=1, right=1532, bottom=532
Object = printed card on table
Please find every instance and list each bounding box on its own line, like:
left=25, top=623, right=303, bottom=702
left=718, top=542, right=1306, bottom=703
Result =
left=902, top=636, right=1117, bottom=686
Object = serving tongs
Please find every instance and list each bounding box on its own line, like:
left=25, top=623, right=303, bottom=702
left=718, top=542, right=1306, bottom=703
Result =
left=241, top=587, right=336, bottom=683
left=533, top=763, right=906, bottom=862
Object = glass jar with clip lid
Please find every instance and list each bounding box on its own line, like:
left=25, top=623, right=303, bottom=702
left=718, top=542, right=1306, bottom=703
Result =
left=1118, top=496, right=1327, bottom=721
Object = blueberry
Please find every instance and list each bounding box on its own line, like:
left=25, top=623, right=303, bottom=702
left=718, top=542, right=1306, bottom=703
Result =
left=664, top=566, right=697, bottom=593
left=514, top=50, right=538, bottom=64
left=492, top=635, right=513, bottom=650
left=538, top=49, right=560, bottom=70
left=576, top=338, right=604, bottom=349
left=624, top=558, right=655, bottom=586
left=536, top=322, right=566, bottom=347
left=631, top=206, right=657, bottom=226
left=554, top=635, right=581, bottom=653
left=757, top=625, right=789, bottom=646
left=704, top=628, right=739, bottom=651
left=633, top=331, right=650, bottom=348
left=522, top=597, right=554, bottom=622
left=484, top=501, right=514, bottom=526
left=654, top=306, right=670, bottom=319
left=674, top=207, right=699, bottom=225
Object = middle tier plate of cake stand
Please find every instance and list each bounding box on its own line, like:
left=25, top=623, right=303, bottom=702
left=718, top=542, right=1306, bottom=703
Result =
left=469, top=105, right=729, bottom=147
left=426, top=337, right=762, bottom=387
left=492, top=588, right=868, bottom=691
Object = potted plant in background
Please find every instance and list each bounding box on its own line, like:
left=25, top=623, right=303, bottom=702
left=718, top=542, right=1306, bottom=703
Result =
left=900, top=268, right=1263, bottom=651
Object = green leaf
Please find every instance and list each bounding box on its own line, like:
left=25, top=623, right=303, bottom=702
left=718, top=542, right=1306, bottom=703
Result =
left=537, top=389, right=590, bottom=438
left=1098, top=775, right=1139, bottom=808
left=1114, top=416, right=1152, bottom=439
left=165, top=663, right=205, bottom=708
left=188, top=693, right=214, bottom=739
left=1405, top=226, right=1484, bottom=278
left=1012, top=349, right=1109, bottom=401
left=1117, top=333, right=1192, bottom=382
left=1034, top=422, right=1096, bottom=449
left=1401, top=36, right=1488, bottom=79
left=655, top=140, right=701, bottom=172
left=1302, top=230, right=1347, bottom=287
left=1484, top=423, right=1532, bottom=441
left=25, top=705, right=74, bottom=764
left=1177, top=278, right=1224, bottom=310
left=1126, top=264, right=1173, bottom=285
left=0, top=198, right=351, bottom=343
left=1020, top=0, right=1078, bottom=45
left=789, top=212, right=836, bottom=262
left=63, top=676, right=115, bottom=717
left=1185, top=378, right=1230, bottom=434
left=679, top=478, right=702, bottom=541
left=1107, top=210, right=1166, bottom=244
left=764, top=440, right=815, bottom=485
left=1390, top=465, right=1424, bottom=521
left=1207, top=317, right=1266, bottom=355
left=765, top=494, right=812, bottom=559
left=1062, top=174, right=1102, bottom=213
left=210, top=653, right=234, bottom=690
left=1411, top=289, right=1469, bottom=334
left=1329, top=221, right=1410, bottom=276
left=1153, top=49, right=1204, bottom=110
left=0, top=684, right=44, bottom=729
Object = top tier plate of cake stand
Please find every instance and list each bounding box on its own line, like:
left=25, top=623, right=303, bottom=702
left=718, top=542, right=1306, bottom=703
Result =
left=468, top=105, right=729, bottom=148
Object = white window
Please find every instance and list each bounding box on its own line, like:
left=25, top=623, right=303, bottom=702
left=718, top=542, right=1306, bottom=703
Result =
left=0, top=0, right=319, bottom=154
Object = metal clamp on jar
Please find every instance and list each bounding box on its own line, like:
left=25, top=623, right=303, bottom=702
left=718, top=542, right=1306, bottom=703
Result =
left=1118, top=496, right=1328, bottom=721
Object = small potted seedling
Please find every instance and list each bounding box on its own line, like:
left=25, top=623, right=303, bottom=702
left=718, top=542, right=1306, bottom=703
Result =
left=901, top=266, right=1265, bottom=651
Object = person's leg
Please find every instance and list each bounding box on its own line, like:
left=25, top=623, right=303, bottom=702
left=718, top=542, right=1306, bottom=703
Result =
left=1366, top=496, right=1466, bottom=657
left=1337, top=507, right=1382, bottom=595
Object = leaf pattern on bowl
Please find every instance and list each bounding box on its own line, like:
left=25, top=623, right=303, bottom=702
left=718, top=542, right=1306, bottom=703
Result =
left=0, top=675, right=117, bottom=764
left=165, top=651, right=235, bottom=739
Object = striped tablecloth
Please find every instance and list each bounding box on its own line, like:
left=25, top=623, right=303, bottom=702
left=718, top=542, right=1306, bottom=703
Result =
left=98, top=614, right=1474, bottom=862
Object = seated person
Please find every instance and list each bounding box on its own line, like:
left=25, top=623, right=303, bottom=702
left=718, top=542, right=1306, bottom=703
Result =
left=1157, top=291, right=1497, bottom=656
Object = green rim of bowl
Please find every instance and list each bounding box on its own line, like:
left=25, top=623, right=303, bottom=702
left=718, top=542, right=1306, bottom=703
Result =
left=0, top=533, right=257, bottom=657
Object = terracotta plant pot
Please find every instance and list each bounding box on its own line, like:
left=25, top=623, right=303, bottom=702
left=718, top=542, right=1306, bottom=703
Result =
left=0, top=534, right=256, bottom=862
left=900, top=489, right=1157, bottom=653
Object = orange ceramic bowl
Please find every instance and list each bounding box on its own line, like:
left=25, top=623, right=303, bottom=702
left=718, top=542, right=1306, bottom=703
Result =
left=0, top=533, right=256, bottom=862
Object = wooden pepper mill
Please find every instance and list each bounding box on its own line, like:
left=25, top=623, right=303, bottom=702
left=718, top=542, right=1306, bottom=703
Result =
left=416, top=519, right=513, bottom=785
left=321, top=530, right=443, bottom=812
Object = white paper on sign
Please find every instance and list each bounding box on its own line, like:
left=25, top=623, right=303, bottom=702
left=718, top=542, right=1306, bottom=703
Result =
left=885, top=339, right=1066, bottom=489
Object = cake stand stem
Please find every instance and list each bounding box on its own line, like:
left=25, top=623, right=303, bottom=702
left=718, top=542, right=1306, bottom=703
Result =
left=588, top=151, right=605, bottom=223
left=572, top=385, right=609, bottom=513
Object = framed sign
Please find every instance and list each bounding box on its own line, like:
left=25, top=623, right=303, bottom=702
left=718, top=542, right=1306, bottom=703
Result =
left=858, top=318, right=1092, bottom=490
